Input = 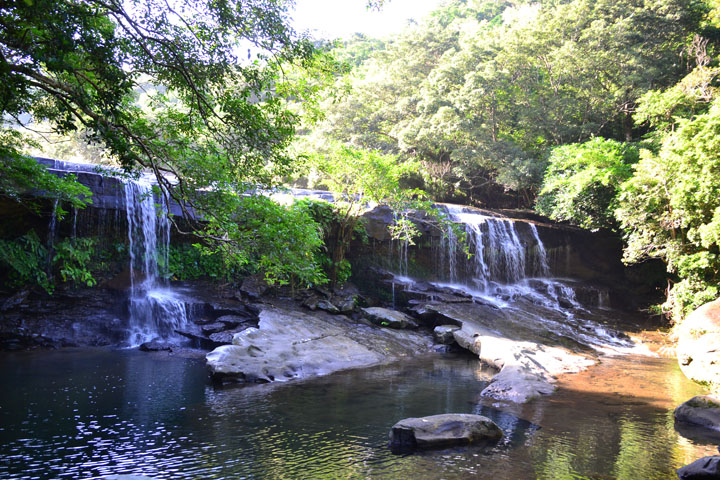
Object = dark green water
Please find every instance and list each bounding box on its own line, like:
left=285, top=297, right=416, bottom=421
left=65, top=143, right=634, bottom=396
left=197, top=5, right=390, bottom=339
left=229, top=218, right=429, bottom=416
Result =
left=0, top=349, right=714, bottom=479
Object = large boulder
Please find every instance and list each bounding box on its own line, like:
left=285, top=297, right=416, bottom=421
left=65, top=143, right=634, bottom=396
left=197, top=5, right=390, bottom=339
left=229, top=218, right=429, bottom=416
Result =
left=677, top=456, right=720, bottom=479
left=388, top=414, right=503, bottom=452
left=206, top=305, right=432, bottom=384
left=675, top=396, right=720, bottom=434
left=677, top=298, right=720, bottom=391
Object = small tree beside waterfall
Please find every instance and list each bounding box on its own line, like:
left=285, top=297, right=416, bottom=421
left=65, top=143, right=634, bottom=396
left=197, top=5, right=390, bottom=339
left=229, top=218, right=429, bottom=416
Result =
left=304, top=144, right=453, bottom=287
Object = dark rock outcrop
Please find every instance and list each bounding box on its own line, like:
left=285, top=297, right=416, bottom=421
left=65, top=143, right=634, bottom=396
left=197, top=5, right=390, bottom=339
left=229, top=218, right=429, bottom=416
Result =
left=388, top=414, right=503, bottom=452
left=677, top=456, right=720, bottom=479
left=0, top=288, right=127, bottom=349
left=433, top=325, right=459, bottom=344
left=675, top=396, right=720, bottom=435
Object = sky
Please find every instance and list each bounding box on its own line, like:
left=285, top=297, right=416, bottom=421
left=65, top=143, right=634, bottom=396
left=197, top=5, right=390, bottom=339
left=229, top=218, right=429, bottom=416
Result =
left=291, top=0, right=444, bottom=39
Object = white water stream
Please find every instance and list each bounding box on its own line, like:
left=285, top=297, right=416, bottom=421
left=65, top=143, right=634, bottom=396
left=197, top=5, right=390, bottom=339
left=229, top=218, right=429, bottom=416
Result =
left=422, top=205, right=633, bottom=353
left=123, top=178, right=188, bottom=346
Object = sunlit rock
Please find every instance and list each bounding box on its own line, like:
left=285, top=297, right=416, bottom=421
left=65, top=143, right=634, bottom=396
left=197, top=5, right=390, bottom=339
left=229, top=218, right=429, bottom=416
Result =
left=433, top=325, right=459, bottom=344
left=677, top=298, right=720, bottom=392
left=206, top=305, right=432, bottom=384
left=422, top=301, right=599, bottom=403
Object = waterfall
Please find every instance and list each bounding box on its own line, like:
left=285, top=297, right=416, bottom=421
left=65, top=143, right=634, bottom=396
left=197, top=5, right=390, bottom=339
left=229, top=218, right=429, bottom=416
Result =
left=442, top=205, right=549, bottom=289
left=529, top=223, right=550, bottom=277
left=46, top=199, right=59, bottom=264
left=123, top=178, right=188, bottom=346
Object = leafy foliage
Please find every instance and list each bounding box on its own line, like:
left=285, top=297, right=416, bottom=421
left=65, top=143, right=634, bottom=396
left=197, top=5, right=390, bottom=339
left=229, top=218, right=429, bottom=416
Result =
left=536, top=138, right=639, bottom=231
left=53, top=237, right=97, bottom=287
left=0, top=134, right=92, bottom=217
left=0, top=0, right=340, bottom=278
left=189, top=195, right=327, bottom=288
left=0, top=230, right=53, bottom=293
left=164, top=244, right=230, bottom=282
left=617, top=93, right=720, bottom=320
left=306, top=0, right=706, bottom=206
left=302, top=143, right=456, bottom=286
left=0, top=231, right=97, bottom=293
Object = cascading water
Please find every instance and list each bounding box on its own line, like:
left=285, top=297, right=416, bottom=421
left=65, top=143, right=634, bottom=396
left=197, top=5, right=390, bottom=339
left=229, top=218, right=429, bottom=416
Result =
left=123, top=178, right=188, bottom=346
left=442, top=205, right=543, bottom=289
left=420, top=205, right=633, bottom=352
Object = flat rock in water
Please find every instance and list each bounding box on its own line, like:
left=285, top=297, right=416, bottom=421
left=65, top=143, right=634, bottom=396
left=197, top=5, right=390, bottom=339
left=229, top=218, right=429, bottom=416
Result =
left=206, top=305, right=431, bottom=384
left=361, top=307, right=418, bottom=329
left=675, top=396, right=720, bottom=434
left=677, top=456, right=720, bottom=479
left=388, top=413, right=503, bottom=452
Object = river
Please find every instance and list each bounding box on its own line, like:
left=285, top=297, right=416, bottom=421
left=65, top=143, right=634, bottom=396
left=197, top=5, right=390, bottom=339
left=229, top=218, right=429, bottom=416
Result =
left=0, top=348, right=714, bottom=479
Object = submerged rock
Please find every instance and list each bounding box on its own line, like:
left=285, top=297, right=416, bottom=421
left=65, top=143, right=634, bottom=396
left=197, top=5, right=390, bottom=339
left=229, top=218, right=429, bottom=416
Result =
left=139, top=341, right=173, bottom=352
left=206, top=305, right=432, bottom=384
left=361, top=307, right=418, bottom=329
left=677, top=456, right=720, bottom=479
left=677, top=298, right=720, bottom=392
left=675, top=396, right=720, bottom=435
left=388, top=413, right=503, bottom=452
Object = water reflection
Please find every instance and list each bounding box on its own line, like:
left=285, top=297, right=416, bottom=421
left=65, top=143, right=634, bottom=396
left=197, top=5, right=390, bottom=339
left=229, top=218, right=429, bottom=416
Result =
left=0, top=349, right=715, bottom=479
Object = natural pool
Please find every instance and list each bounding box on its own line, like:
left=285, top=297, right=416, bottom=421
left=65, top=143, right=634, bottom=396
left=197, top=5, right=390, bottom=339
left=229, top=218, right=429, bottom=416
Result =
left=0, top=349, right=715, bottom=479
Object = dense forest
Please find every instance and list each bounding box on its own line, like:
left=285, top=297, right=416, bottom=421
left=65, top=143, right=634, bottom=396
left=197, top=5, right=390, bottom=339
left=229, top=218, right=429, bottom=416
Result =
left=2, top=0, right=720, bottom=326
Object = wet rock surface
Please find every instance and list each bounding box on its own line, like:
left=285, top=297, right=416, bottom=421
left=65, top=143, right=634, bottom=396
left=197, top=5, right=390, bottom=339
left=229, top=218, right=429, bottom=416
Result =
left=433, top=325, right=459, bottom=344
left=401, top=296, right=630, bottom=403
left=675, top=396, right=720, bottom=435
left=0, top=283, right=261, bottom=351
left=361, top=307, right=418, bottom=329
left=205, top=303, right=433, bottom=384
left=677, top=455, right=720, bottom=479
left=388, top=413, right=503, bottom=452
left=677, top=298, right=720, bottom=392
left=0, top=288, right=127, bottom=349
